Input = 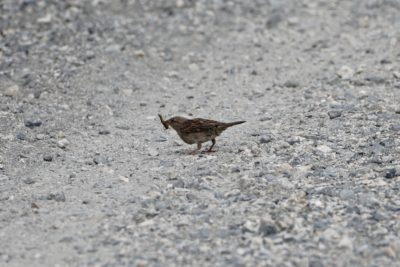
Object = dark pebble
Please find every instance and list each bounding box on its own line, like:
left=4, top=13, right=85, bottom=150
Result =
left=43, top=154, right=53, bottom=162
left=33, top=90, right=41, bottom=99
left=385, top=168, right=397, bottom=179
left=16, top=132, right=27, bottom=140
left=25, top=119, right=42, bottom=128
left=259, top=221, right=278, bottom=236
left=328, top=110, right=342, bottom=119
left=283, top=80, right=300, bottom=88
left=259, top=135, right=273, bottom=144
left=266, top=12, right=282, bottom=29
left=23, top=177, right=35, bottom=184
left=99, top=129, right=110, bottom=135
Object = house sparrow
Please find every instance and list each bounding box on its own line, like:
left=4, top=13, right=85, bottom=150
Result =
left=158, top=114, right=245, bottom=154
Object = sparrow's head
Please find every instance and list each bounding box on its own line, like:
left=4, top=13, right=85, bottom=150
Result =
left=165, top=116, right=188, bottom=130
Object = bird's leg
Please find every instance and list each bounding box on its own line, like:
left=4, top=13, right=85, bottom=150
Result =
left=206, top=139, right=217, bottom=152
left=191, top=143, right=202, bottom=155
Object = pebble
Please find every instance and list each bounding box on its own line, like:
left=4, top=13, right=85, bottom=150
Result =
left=338, top=235, right=353, bottom=249
left=148, top=148, right=159, bottom=157
left=23, top=177, right=35, bottom=184
left=372, top=210, right=388, bottom=221
left=36, top=134, right=46, bottom=140
left=4, top=85, right=20, bottom=97
left=259, top=219, right=278, bottom=236
left=283, top=80, right=300, bottom=88
left=385, top=168, right=397, bottom=179
left=316, top=145, right=332, bottom=153
left=16, top=132, right=27, bottom=140
left=365, top=75, right=385, bottom=84
left=98, top=129, right=110, bottom=135
left=266, top=12, right=282, bottom=29
left=47, top=192, right=66, bottom=202
left=105, top=44, right=122, bottom=53
left=25, top=119, right=42, bottom=128
left=57, top=139, right=69, bottom=149
left=328, top=110, right=342, bottom=119
left=259, top=135, right=273, bottom=144
left=93, top=155, right=109, bottom=165
left=337, top=66, right=354, bottom=79
left=390, top=124, right=400, bottom=132
left=43, top=154, right=53, bottom=162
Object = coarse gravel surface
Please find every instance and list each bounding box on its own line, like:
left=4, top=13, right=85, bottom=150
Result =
left=1, top=0, right=400, bottom=266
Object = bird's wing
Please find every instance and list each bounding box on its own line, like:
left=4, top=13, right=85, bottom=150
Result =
left=180, top=118, right=223, bottom=134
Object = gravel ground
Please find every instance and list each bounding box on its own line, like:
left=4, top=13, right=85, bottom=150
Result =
left=1, top=0, right=400, bottom=266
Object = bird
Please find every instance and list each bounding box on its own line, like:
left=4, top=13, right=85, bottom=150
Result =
left=158, top=114, right=245, bottom=154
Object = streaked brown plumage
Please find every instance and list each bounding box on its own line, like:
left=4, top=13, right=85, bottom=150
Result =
left=158, top=114, right=245, bottom=154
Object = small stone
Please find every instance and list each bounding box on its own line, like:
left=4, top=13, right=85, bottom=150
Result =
left=43, top=154, right=53, bottom=162
left=37, top=14, right=52, bottom=23
left=259, top=219, right=278, bottom=236
left=23, top=177, right=35, bottom=184
left=283, top=80, right=300, bottom=88
left=85, top=51, right=95, bottom=60
left=148, top=148, right=159, bottom=157
left=36, top=134, right=46, bottom=140
left=105, top=44, right=122, bottom=53
left=53, top=192, right=66, bottom=202
left=176, top=0, right=184, bottom=7
left=98, top=129, right=110, bottom=135
left=16, top=132, right=27, bottom=140
left=391, top=124, right=400, bottom=132
left=316, top=145, right=332, bottom=153
left=93, top=155, right=108, bottom=165
left=259, top=135, right=273, bottom=144
left=266, top=12, right=282, bottom=29
left=25, top=119, right=42, bottom=128
left=133, top=50, right=145, bottom=57
left=338, top=235, right=353, bottom=249
left=372, top=210, right=388, bottom=221
left=337, top=66, right=355, bottom=79
left=287, top=17, right=299, bottom=26
left=4, top=85, right=19, bottom=97
left=328, top=110, right=342, bottom=119
left=33, top=90, right=41, bottom=99
left=231, top=166, right=241, bottom=173
left=119, top=175, right=129, bottom=183
left=57, top=139, right=69, bottom=149
left=365, top=75, right=385, bottom=84
left=385, top=168, right=397, bottom=179
left=313, top=219, right=330, bottom=230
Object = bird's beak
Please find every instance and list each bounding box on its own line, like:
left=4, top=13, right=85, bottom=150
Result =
left=158, top=114, right=169, bottom=129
